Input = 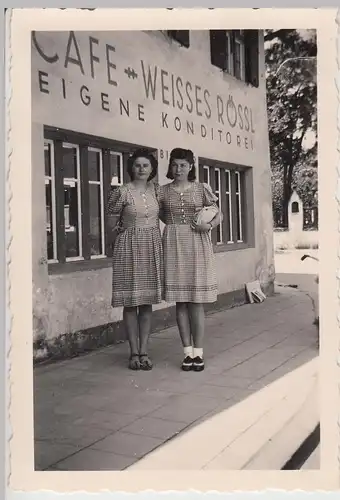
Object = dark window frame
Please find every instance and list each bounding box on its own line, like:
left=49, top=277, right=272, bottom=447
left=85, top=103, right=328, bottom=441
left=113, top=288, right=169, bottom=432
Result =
left=199, top=157, right=255, bottom=253
left=44, top=126, right=158, bottom=274
left=167, top=30, right=190, bottom=48
left=209, top=29, right=259, bottom=87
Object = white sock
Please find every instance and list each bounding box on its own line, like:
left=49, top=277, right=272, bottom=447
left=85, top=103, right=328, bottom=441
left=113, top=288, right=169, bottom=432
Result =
left=193, top=348, right=203, bottom=359
left=184, top=346, right=193, bottom=358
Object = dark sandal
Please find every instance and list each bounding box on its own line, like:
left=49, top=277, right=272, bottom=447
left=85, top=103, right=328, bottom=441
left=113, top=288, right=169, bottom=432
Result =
left=139, top=353, right=153, bottom=371
left=129, top=354, right=141, bottom=370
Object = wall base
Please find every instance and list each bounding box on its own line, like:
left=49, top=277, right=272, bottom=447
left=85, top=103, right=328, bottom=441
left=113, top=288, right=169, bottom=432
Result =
left=33, top=283, right=275, bottom=365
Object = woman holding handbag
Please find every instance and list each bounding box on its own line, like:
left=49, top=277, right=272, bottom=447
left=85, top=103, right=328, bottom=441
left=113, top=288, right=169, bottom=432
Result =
left=107, top=149, right=163, bottom=371
left=158, top=148, right=221, bottom=372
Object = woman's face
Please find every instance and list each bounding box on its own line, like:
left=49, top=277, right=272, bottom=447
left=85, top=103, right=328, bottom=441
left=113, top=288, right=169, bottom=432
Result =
left=132, top=157, right=153, bottom=181
left=170, top=158, right=191, bottom=181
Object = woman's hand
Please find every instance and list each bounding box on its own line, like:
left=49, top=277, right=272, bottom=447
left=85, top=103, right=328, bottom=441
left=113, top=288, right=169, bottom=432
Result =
left=191, top=221, right=211, bottom=232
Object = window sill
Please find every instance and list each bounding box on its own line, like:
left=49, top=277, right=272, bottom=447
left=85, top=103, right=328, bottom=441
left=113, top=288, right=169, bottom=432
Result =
left=48, top=243, right=254, bottom=275
left=213, top=242, right=254, bottom=253
left=48, top=257, right=112, bottom=275
left=218, top=68, right=256, bottom=88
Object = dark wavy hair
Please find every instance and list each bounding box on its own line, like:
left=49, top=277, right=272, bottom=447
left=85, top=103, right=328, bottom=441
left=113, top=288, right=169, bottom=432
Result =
left=127, top=148, right=158, bottom=181
left=166, top=148, right=196, bottom=181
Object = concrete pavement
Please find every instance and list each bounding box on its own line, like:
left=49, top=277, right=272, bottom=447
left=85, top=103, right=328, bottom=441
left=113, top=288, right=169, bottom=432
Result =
left=34, top=284, right=318, bottom=471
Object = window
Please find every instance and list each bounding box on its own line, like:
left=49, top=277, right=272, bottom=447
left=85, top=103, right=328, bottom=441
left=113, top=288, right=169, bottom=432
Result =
left=44, top=127, right=156, bottom=268
left=44, top=140, right=57, bottom=262
left=214, top=168, right=223, bottom=244
left=62, top=143, right=82, bottom=260
left=88, top=147, right=105, bottom=258
left=291, top=201, right=299, bottom=214
left=210, top=29, right=259, bottom=86
left=109, top=151, right=123, bottom=187
left=233, top=30, right=245, bottom=81
left=199, top=159, right=254, bottom=250
left=235, top=171, right=243, bottom=242
left=167, top=30, right=190, bottom=48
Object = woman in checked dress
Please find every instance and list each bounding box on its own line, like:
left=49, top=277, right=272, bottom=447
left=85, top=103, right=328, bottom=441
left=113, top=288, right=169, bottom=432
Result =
left=158, top=148, right=222, bottom=372
left=107, top=149, right=163, bottom=371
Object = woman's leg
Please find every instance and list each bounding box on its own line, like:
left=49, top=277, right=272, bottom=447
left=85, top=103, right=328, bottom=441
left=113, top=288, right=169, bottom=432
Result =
left=188, top=303, right=205, bottom=348
left=138, top=304, right=153, bottom=369
left=176, top=302, right=192, bottom=347
left=176, top=302, right=194, bottom=370
left=123, top=306, right=140, bottom=369
left=188, top=302, right=205, bottom=371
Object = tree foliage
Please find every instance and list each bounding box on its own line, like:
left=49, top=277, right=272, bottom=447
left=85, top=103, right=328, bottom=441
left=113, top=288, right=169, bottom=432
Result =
left=265, top=29, right=317, bottom=227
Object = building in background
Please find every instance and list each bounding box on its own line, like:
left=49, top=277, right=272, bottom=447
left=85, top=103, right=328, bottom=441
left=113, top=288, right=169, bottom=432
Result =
left=31, top=29, right=274, bottom=358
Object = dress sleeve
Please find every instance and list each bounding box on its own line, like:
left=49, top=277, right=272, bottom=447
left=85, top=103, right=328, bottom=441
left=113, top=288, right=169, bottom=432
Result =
left=106, top=186, right=125, bottom=217
left=202, top=182, right=218, bottom=206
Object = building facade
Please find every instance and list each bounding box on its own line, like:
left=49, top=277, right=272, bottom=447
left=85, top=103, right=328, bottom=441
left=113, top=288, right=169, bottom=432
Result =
left=31, top=29, right=274, bottom=358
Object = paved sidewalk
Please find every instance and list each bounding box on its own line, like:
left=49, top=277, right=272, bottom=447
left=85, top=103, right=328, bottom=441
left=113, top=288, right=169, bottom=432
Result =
left=34, top=287, right=318, bottom=471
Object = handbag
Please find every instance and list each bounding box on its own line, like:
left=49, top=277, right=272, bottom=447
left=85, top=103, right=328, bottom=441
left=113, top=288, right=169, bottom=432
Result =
left=192, top=205, right=219, bottom=226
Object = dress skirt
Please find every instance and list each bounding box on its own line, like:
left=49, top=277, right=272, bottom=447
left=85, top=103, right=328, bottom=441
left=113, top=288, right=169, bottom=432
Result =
left=112, top=225, right=163, bottom=308
left=163, top=224, right=218, bottom=303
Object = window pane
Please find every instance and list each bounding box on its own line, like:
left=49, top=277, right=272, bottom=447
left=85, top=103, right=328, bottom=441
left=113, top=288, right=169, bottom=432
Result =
left=235, top=173, right=243, bottom=241
left=235, top=176, right=240, bottom=194
left=216, top=197, right=222, bottom=243
left=44, top=142, right=51, bottom=176
left=226, top=193, right=232, bottom=242
left=225, top=170, right=230, bottom=192
left=109, top=152, right=122, bottom=185
left=225, top=34, right=231, bottom=71
left=234, top=42, right=241, bottom=79
left=45, top=181, right=54, bottom=260
left=236, top=193, right=242, bottom=241
left=203, top=167, right=209, bottom=184
left=216, top=225, right=222, bottom=243
left=89, top=184, right=103, bottom=256
left=64, top=184, right=80, bottom=258
left=88, top=149, right=101, bottom=182
left=214, top=169, right=220, bottom=189
left=62, top=145, right=77, bottom=178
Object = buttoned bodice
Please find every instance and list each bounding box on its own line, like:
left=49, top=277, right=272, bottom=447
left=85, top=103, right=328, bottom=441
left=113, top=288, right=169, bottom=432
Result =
left=107, top=183, right=159, bottom=229
left=158, top=182, right=217, bottom=225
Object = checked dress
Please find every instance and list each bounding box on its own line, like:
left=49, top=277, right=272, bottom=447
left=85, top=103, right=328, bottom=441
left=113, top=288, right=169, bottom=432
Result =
left=107, top=183, right=163, bottom=308
left=158, top=182, right=218, bottom=304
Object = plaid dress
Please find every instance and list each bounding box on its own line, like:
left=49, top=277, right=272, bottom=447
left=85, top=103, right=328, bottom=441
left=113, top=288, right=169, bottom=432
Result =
left=159, top=182, right=218, bottom=304
left=107, top=183, right=163, bottom=308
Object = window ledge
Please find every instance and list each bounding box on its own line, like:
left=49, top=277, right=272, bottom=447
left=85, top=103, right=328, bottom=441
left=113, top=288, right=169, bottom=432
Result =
left=213, top=242, right=254, bottom=253
left=48, top=243, right=255, bottom=275
left=48, top=257, right=112, bottom=275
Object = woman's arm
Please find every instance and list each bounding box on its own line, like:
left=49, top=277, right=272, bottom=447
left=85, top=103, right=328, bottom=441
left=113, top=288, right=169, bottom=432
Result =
left=106, top=187, right=124, bottom=247
left=107, top=214, right=121, bottom=246
left=193, top=210, right=222, bottom=233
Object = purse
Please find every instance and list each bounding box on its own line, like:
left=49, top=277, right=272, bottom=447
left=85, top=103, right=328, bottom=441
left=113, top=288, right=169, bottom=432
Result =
left=192, top=205, right=219, bottom=226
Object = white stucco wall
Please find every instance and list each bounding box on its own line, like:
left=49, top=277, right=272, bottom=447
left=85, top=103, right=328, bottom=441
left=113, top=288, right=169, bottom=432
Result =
left=31, top=30, right=274, bottom=340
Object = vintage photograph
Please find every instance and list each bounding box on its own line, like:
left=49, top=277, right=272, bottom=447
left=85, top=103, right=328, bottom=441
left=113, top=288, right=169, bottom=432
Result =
left=31, top=26, right=319, bottom=472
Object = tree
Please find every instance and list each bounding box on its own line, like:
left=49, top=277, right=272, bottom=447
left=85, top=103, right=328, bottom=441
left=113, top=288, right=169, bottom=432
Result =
left=265, top=29, right=317, bottom=227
